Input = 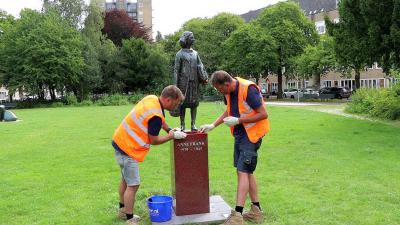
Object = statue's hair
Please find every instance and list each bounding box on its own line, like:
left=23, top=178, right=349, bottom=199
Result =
left=179, top=31, right=194, bottom=48
left=161, top=85, right=185, bottom=101
left=210, top=70, right=233, bottom=86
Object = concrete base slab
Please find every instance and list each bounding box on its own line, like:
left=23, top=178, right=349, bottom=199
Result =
left=152, top=195, right=231, bottom=225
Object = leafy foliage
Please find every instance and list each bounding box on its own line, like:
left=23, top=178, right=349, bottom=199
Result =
left=294, top=36, right=336, bottom=89
left=102, top=9, right=150, bottom=46
left=254, top=1, right=319, bottom=98
left=109, top=38, right=169, bottom=93
left=0, top=9, right=85, bottom=100
left=346, top=84, right=400, bottom=120
left=223, top=24, right=277, bottom=77
left=43, top=0, right=86, bottom=28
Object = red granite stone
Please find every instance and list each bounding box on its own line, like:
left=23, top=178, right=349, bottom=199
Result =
left=171, top=131, right=210, bottom=216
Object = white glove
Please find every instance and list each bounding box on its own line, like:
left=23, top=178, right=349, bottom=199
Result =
left=173, top=130, right=187, bottom=139
left=199, top=124, right=215, bottom=133
left=223, top=116, right=240, bottom=127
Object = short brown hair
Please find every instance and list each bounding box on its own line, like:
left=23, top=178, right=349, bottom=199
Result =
left=161, top=85, right=184, bottom=101
left=210, top=70, right=233, bottom=86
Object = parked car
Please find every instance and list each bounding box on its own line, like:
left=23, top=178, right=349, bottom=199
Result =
left=283, top=88, right=300, bottom=98
left=302, top=88, right=319, bottom=95
left=261, top=88, right=269, bottom=98
left=319, top=87, right=351, bottom=99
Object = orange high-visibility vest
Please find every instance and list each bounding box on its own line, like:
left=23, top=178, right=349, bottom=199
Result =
left=225, top=77, right=270, bottom=143
left=112, top=95, right=165, bottom=162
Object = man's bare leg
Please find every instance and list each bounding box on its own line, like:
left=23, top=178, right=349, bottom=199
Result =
left=248, top=174, right=259, bottom=202
left=119, top=178, right=127, bottom=204
left=124, top=185, right=140, bottom=214
left=236, top=171, right=250, bottom=206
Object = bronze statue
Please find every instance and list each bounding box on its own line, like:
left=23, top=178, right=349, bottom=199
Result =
left=174, top=31, right=208, bottom=131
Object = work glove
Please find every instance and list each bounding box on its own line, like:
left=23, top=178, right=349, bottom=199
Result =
left=223, top=116, right=240, bottom=127
left=173, top=130, right=187, bottom=139
left=199, top=124, right=215, bottom=133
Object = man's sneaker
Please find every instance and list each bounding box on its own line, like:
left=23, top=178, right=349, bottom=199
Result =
left=126, top=217, right=140, bottom=225
left=243, top=204, right=264, bottom=224
left=222, top=210, right=244, bottom=225
left=118, top=209, right=141, bottom=221
left=118, top=208, right=127, bottom=220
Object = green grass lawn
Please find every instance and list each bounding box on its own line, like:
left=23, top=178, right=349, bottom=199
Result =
left=1, top=103, right=399, bottom=225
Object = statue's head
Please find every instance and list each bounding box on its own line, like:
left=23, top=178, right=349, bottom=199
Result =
left=179, top=31, right=195, bottom=48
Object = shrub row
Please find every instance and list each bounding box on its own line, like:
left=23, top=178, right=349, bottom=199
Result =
left=346, top=84, right=400, bottom=120
left=15, top=93, right=146, bottom=109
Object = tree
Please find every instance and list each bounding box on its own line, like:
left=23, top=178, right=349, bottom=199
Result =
left=182, top=13, right=245, bottom=73
left=76, top=0, right=107, bottom=100
left=223, top=24, right=278, bottom=82
left=358, top=0, right=400, bottom=72
left=111, top=38, right=169, bottom=93
left=0, top=10, right=15, bottom=86
left=43, top=0, right=85, bottom=28
left=294, top=36, right=336, bottom=89
left=0, top=9, right=85, bottom=100
left=0, top=10, right=14, bottom=37
left=255, top=2, right=319, bottom=98
left=102, top=9, right=150, bottom=46
left=326, top=0, right=370, bottom=90
left=82, top=1, right=104, bottom=49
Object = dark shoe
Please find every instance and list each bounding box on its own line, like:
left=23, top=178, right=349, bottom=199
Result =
left=243, top=205, right=264, bottom=224
left=221, top=210, right=244, bottom=225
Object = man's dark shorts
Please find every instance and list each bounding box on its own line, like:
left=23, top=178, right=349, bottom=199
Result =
left=234, top=135, right=262, bottom=174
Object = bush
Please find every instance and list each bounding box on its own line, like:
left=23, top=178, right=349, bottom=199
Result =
left=96, top=94, right=130, bottom=106
left=128, top=93, right=145, bottom=104
left=346, top=86, right=400, bottom=120
left=51, top=102, right=65, bottom=108
left=65, top=94, right=78, bottom=105
left=346, top=88, right=379, bottom=114
left=76, top=100, right=93, bottom=107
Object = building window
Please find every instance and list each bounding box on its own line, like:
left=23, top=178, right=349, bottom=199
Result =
left=287, top=81, right=296, bottom=89
left=271, top=83, right=278, bottom=91
left=323, top=80, right=332, bottom=87
left=127, top=4, right=136, bottom=12
left=0, top=91, right=6, bottom=100
left=315, top=21, right=326, bottom=34
left=304, top=81, right=309, bottom=88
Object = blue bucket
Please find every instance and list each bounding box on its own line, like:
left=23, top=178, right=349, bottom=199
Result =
left=147, top=195, right=173, bottom=222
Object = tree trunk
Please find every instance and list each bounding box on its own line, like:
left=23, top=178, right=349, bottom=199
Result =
left=354, top=69, right=361, bottom=90
left=50, top=87, right=56, bottom=101
left=38, top=84, right=45, bottom=101
left=314, top=74, right=321, bottom=90
left=277, top=67, right=283, bottom=99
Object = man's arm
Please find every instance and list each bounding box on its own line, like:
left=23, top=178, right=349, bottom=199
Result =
left=148, top=116, right=173, bottom=145
left=149, top=130, right=174, bottom=145
left=212, top=110, right=229, bottom=127
left=238, top=105, right=268, bottom=124
left=238, top=85, right=268, bottom=124
left=162, top=122, right=172, bottom=133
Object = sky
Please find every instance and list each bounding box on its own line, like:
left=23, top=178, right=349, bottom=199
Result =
left=0, top=0, right=283, bottom=37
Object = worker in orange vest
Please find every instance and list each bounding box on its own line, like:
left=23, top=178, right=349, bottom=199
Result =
left=112, top=85, right=186, bottom=225
left=200, top=71, right=270, bottom=225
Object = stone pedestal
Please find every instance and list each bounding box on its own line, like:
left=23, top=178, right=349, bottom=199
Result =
left=171, top=131, right=209, bottom=216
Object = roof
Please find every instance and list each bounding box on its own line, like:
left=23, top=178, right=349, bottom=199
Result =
left=240, top=0, right=337, bottom=21
left=299, top=0, right=337, bottom=16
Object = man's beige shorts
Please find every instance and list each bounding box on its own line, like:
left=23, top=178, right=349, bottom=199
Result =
left=115, top=151, right=140, bottom=186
